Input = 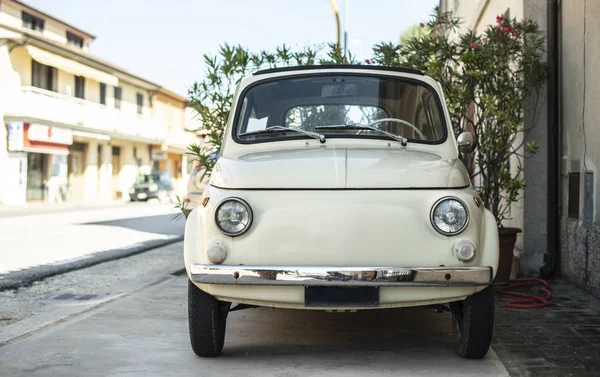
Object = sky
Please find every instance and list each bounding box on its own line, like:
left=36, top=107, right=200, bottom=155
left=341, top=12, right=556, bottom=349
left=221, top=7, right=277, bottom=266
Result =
left=26, top=0, right=438, bottom=96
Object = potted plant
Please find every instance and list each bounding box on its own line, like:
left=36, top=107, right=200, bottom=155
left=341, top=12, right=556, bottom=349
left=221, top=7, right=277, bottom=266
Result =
left=372, top=9, right=547, bottom=282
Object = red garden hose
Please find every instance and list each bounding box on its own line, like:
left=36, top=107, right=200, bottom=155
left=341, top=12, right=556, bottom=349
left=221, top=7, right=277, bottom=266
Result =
left=497, top=278, right=552, bottom=309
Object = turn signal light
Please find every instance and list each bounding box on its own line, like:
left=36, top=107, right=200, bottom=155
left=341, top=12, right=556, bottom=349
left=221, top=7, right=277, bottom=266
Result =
left=454, top=240, right=476, bottom=262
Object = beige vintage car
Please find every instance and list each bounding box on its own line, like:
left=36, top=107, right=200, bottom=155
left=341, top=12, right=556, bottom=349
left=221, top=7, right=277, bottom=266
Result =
left=184, top=65, right=499, bottom=359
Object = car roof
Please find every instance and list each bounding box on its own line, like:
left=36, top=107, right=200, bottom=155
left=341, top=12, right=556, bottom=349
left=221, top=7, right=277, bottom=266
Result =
left=252, top=65, right=424, bottom=76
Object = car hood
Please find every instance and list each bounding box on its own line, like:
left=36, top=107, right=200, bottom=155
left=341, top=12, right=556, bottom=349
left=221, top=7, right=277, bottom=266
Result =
left=210, top=147, right=470, bottom=189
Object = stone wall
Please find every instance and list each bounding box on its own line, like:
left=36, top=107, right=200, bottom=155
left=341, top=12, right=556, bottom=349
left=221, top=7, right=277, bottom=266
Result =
left=559, top=0, right=600, bottom=298
left=561, top=219, right=600, bottom=297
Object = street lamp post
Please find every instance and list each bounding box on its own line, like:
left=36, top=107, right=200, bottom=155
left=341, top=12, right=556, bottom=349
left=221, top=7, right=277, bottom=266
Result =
left=343, top=0, right=348, bottom=59
left=329, top=0, right=341, bottom=51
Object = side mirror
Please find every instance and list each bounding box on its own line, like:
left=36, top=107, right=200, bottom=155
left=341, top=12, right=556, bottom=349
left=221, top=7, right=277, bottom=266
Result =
left=457, top=132, right=476, bottom=154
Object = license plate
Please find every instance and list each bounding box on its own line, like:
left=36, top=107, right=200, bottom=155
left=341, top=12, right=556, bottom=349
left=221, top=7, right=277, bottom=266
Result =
left=137, top=193, right=148, bottom=199
left=304, top=287, right=379, bottom=307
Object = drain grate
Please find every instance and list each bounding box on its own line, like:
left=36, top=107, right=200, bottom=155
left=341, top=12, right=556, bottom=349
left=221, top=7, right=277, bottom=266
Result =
left=47, top=293, right=100, bottom=301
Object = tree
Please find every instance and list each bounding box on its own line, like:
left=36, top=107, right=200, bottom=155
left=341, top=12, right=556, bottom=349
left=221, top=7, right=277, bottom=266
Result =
left=182, top=8, right=547, bottom=226
left=185, top=43, right=356, bottom=182
left=399, top=23, right=430, bottom=45
left=371, top=8, right=547, bottom=225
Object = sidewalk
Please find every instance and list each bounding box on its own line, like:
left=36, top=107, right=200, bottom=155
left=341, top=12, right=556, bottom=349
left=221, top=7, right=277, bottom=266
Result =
left=0, top=203, right=184, bottom=289
left=0, top=200, right=132, bottom=219
left=493, top=279, right=600, bottom=376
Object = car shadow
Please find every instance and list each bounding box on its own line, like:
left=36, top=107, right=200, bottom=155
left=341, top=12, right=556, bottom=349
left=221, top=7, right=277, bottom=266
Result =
left=81, top=214, right=185, bottom=236
left=218, top=306, right=460, bottom=356
left=187, top=305, right=506, bottom=373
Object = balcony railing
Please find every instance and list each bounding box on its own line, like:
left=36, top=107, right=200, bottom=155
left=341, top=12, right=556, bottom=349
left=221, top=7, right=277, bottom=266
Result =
left=5, top=86, right=167, bottom=143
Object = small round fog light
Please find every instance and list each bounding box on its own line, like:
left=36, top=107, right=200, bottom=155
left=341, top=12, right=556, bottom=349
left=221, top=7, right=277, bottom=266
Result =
left=454, top=240, right=476, bottom=262
left=207, top=240, right=228, bottom=264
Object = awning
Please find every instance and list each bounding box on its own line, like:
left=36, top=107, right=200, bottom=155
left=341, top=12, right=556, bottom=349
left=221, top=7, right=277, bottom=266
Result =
left=26, top=45, right=119, bottom=86
left=22, top=146, right=69, bottom=155
left=72, top=130, right=110, bottom=141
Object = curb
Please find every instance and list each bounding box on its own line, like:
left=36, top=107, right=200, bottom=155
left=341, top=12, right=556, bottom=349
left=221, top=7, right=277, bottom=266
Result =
left=0, top=235, right=184, bottom=291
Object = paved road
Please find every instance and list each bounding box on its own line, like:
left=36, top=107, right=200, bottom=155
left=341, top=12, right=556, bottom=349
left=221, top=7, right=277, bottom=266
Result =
left=0, top=202, right=184, bottom=275
left=0, top=261, right=509, bottom=376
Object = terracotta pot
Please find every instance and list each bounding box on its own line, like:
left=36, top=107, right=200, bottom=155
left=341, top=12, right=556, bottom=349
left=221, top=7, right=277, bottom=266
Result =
left=495, top=227, right=522, bottom=284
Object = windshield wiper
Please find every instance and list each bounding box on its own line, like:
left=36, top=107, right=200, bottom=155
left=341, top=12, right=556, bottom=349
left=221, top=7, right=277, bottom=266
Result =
left=239, top=126, right=326, bottom=143
left=316, top=119, right=409, bottom=146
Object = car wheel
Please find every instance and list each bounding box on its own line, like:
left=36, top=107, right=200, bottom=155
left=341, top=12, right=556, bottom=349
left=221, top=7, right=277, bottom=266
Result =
left=188, top=279, right=229, bottom=357
left=454, top=284, right=495, bottom=359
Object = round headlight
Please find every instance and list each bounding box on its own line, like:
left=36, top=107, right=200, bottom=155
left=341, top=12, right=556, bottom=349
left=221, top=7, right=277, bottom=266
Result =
left=214, top=198, right=253, bottom=236
left=430, top=197, right=469, bottom=235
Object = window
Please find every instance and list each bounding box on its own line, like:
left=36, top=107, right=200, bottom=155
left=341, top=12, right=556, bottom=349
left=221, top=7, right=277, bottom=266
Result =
left=136, top=93, right=144, bottom=115
left=114, top=87, right=122, bottom=109
left=568, top=172, right=580, bottom=218
left=22, top=11, right=44, bottom=32
left=235, top=75, right=447, bottom=144
left=100, top=83, right=106, bottom=105
left=31, top=60, right=57, bottom=91
left=66, top=31, right=84, bottom=48
left=285, top=105, right=388, bottom=129
left=74, top=76, right=85, bottom=99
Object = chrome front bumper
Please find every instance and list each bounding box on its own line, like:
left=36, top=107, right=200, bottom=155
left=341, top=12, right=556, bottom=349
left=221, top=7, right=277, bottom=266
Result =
left=189, top=265, right=493, bottom=287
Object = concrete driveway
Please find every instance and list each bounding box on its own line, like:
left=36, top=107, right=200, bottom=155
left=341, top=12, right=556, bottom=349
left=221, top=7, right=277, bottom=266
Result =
left=0, top=276, right=509, bottom=377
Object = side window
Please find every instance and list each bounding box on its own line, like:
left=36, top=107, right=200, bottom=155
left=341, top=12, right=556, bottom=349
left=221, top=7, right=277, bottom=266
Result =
left=415, top=93, right=442, bottom=140
left=246, top=108, right=268, bottom=132
left=238, top=98, right=269, bottom=133
left=32, top=61, right=57, bottom=92
left=22, top=11, right=44, bottom=32
left=114, top=87, right=122, bottom=109
left=74, top=76, right=85, bottom=99
left=426, top=94, right=443, bottom=140
left=100, top=83, right=106, bottom=105
left=66, top=31, right=84, bottom=48
left=136, top=93, right=144, bottom=115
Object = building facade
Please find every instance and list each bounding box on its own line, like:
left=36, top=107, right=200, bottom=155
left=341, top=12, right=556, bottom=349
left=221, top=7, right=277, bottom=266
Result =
left=440, top=0, right=600, bottom=297
left=151, top=89, right=201, bottom=197
left=0, top=0, right=197, bottom=205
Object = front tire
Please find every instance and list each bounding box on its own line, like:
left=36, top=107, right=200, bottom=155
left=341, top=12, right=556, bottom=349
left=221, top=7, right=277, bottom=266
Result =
left=455, top=284, right=495, bottom=359
left=188, top=280, right=228, bottom=357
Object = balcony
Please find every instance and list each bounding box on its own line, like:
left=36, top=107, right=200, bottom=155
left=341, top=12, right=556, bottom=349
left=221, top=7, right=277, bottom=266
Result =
left=4, top=86, right=167, bottom=143
left=165, top=128, right=200, bottom=152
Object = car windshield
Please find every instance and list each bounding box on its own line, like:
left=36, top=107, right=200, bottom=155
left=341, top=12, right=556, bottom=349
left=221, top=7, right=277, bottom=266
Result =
left=135, top=174, right=156, bottom=185
left=135, top=173, right=169, bottom=185
left=234, top=75, right=446, bottom=144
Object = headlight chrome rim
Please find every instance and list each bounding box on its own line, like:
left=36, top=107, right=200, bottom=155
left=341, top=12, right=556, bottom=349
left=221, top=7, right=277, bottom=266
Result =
left=430, top=196, right=470, bottom=236
left=214, top=197, right=253, bottom=236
